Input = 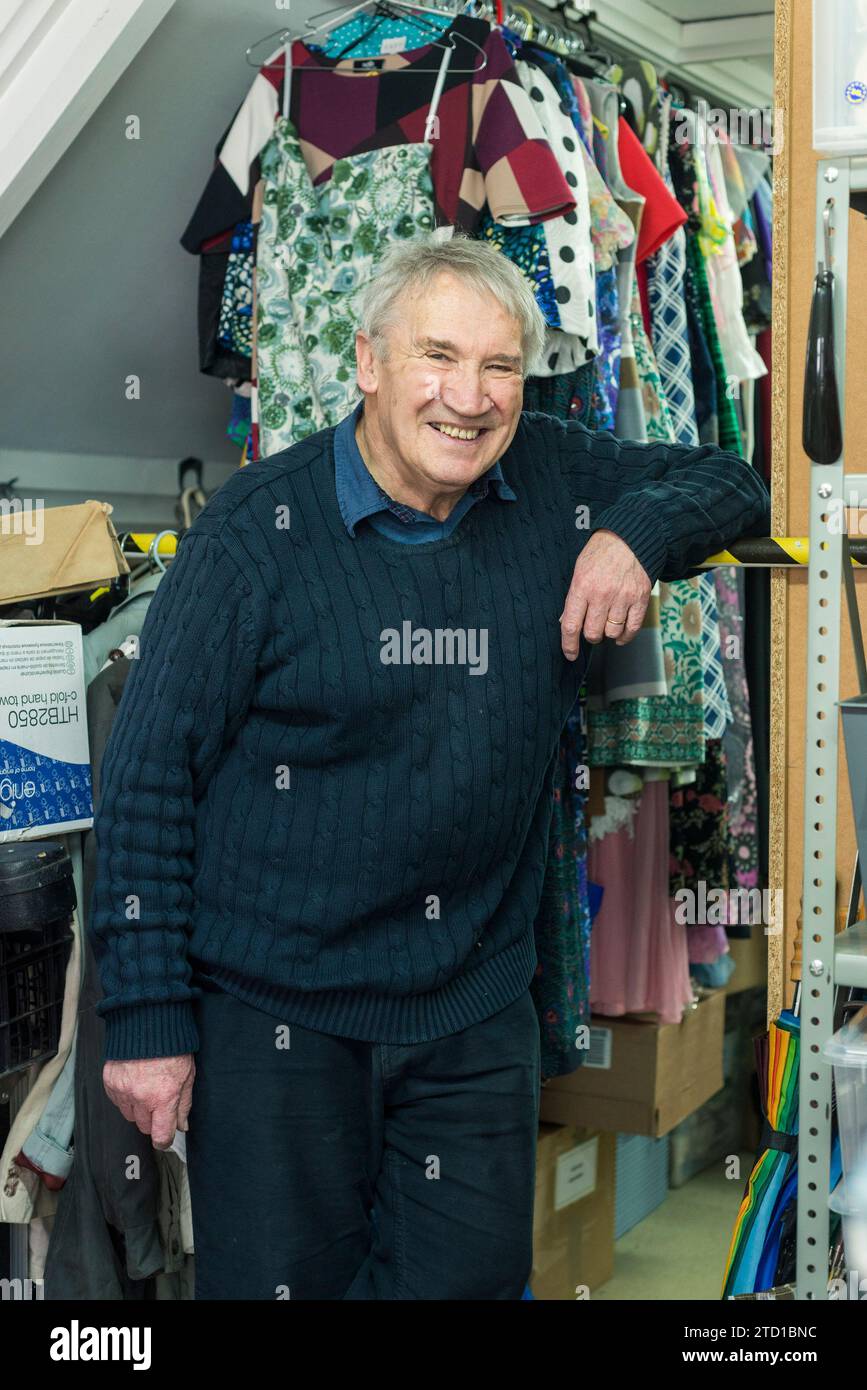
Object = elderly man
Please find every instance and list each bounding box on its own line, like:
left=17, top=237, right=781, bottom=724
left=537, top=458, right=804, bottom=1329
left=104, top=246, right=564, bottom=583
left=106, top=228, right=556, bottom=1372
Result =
left=91, top=234, right=770, bottom=1301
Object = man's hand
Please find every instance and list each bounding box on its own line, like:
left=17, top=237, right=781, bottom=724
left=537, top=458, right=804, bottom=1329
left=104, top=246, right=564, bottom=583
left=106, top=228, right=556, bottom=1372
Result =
left=560, top=529, right=652, bottom=659
left=103, top=1055, right=196, bottom=1150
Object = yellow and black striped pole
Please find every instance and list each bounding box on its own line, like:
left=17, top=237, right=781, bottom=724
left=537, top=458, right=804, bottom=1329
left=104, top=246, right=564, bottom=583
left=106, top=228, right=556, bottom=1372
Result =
left=118, top=534, right=867, bottom=568
left=699, top=537, right=867, bottom=567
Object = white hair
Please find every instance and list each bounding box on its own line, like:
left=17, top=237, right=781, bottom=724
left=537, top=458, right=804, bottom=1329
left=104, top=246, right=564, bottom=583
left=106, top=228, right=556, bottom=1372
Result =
left=355, top=232, right=545, bottom=376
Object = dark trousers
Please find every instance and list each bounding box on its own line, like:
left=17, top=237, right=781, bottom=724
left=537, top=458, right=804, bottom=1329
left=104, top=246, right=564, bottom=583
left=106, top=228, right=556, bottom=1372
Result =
left=185, top=984, right=541, bottom=1300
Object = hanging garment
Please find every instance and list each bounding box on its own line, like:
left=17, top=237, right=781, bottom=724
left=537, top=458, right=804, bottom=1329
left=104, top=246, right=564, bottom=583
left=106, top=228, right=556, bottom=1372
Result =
left=631, top=109, right=734, bottom=757
left=513, top=59, right=597, bottom=361
left=614, top=201, right=647, bottom=440
left=686, top=289, right=720, bottom=445
left=752, top=178, right=773, bottom=278
left=182, top=15, right=575, bottom=252
left=616, top=117, right=687, bottom=264
left=588, top=267, right=620, bottom=430
left=729, top=145, right=772, bottom=221
left=584, top=583, right=667, bottom=708
left=685, top=233, right=743, bottom=456
left=196, top=240, right=256, bottom=381
left=702, top=602, right=736, bottom=746
left=715, top=565, right=761, bottom=891
left=588, top=266, right=706, bottom=770
left=733, top=200, right=759, bottom=268
left=567, top=356, right=597, bottom=424
left=523, top=365, right=588, bottom=418
left=478, top=215, right=559, bottom=328
left=587, top=79, right=635, bottom=202
left=699, top=571, right=733, bottom=740
left=0, top=902, right=81, bottom=1225
left=256, top=123, right=435, bottom=453
left=582, top=146, right=636, bottom=270
left=44, top=656, right=176, bottom=1299
left=228, top=385, right=252, bottom=451
left=570, top=71, right=596, bottom=150
left=217, top=220, right=255, bottom=358
left=569, top=85, right=635, bottom=271
left=608, top=58, right=661, bottom=155
left=550, top=74, right=632, bottom=426
left=742, top=189, right=773, bottom=332
left=531, top=703, right=593, bottom=1079
left=182, top=14, right=576, bottom=382
left=669, top=738, right=731, bottom=895
left=589, top=107, right=648, bottom=442
left=540, top=328, right=597, bottom=377
left=633, top=262, right=732, bottom=750
left=82, top=569, right=165, bottom=686
left=645, top=93, right=699, bottom=449
left=480, top=51, right=602, bottom=347
left=588, top=777, right=693, bottom=1024
left=686, top=923, right=732, bottom=964
left=523, top=376, right=593, bottom=1079
left=698, top=126, right=767, bottom=385
left=631, top=276, right=675, bottom=439
left=587, top=575, right=705, bottom=766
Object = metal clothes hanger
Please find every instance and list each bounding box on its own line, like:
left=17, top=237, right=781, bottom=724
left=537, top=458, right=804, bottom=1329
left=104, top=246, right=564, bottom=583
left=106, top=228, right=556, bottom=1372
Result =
left=146, top=531, right=174, bottom=575
left=305, top=0, right=455, bottom=29
left=246, top=2, right=488, bottom=75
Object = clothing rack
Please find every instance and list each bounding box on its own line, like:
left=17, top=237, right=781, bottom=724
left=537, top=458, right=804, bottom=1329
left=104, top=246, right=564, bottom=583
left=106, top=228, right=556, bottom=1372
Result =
left=246, top=0, right=765, bottom=135
left=490, top=1, right=773, bottom=132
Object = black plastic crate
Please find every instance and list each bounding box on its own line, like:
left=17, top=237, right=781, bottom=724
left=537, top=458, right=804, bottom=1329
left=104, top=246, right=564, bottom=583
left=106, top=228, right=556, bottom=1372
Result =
left=0, top=843, right=75, bottom=1081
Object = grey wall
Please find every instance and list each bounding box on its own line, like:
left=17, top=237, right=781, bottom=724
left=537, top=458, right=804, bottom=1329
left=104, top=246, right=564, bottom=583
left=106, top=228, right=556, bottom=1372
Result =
left=0, top=0, right=323, bottom=500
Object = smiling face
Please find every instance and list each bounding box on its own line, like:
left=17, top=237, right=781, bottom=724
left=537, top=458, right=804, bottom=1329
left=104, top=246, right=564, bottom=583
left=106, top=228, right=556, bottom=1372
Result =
left=354, top=270, right=525, bottom=517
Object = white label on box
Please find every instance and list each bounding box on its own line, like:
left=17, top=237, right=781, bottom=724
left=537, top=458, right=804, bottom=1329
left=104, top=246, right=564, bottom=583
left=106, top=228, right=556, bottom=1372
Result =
left=380, top=35, right=407, bottom=53
left=583, top=1026, right=613, bottom=1069
left=0, top=622, right=92, bottom=840
left=554, top=1137, right=598, bottom=1210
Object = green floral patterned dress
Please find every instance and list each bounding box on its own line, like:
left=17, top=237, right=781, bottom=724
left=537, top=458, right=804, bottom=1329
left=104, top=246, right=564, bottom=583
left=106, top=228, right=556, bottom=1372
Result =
left=255, top=119, right=436, bottom=456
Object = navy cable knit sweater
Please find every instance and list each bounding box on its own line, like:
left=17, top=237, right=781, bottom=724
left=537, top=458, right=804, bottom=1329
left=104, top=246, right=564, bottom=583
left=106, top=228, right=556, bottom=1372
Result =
left=90, top=412, right=771, bottom=1060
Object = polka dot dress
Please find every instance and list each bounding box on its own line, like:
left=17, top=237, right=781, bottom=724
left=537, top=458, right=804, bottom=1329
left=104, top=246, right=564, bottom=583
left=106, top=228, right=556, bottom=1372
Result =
left=516, top=61, right=598, bottom=367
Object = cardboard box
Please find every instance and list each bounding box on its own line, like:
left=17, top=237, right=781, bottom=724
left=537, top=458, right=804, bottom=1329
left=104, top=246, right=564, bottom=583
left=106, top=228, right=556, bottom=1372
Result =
left=538, top=992, right=726, bottom=1138
left=0, top=499, right=127, bottom=605
left=532, top=1124, right=616, bottom=1299
left=0, top=621, right=92, bottom=841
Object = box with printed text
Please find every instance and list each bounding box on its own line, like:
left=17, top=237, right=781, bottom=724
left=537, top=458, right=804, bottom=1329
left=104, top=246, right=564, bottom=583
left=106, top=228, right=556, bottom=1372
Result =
left=0, top=621, right=92, bottom=842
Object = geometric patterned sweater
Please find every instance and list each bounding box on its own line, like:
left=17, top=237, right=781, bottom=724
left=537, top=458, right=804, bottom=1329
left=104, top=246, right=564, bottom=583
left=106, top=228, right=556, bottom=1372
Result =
left=89, top=411, right=771, bottom=1060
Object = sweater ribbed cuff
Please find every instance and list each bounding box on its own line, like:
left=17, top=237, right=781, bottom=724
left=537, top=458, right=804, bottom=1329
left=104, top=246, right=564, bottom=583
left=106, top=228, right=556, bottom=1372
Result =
left=590, top=500, right=670, bottom=586
left=102, top=1002, right=199, bottom=1062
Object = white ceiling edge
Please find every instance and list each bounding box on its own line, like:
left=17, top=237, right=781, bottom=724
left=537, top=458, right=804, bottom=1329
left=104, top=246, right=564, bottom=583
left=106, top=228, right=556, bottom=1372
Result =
left=675, top=16, right=773, bottom=64
left=0, top=0, right=176, bottom=242
left=591, top=0, right=774, bottom=110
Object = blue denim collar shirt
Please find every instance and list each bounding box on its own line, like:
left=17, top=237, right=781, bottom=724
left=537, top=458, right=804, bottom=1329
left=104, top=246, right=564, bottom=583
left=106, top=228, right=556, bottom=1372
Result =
left=334, top=398, right=517, bottom=543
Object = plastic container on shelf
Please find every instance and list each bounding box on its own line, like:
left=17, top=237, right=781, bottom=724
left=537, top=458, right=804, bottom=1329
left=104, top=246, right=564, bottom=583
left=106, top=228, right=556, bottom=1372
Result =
left=829, top=1164, right=867, bottom=1278
left=824, top=1005, right=867, bottom=1274
left=0, top=841, right=75, bottom=1080
left=813, top=0, right=867, bottom=155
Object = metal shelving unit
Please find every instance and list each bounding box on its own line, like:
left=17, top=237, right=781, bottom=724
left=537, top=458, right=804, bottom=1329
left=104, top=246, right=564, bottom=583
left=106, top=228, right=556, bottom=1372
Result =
left=797, top=153, right=867, bottom=1300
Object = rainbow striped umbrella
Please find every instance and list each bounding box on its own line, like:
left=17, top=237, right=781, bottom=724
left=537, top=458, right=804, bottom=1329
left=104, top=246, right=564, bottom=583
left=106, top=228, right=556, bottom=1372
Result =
left=722, top=1010, right=800, bottom=1297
